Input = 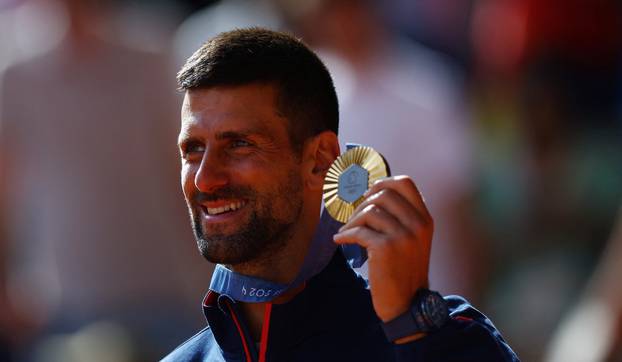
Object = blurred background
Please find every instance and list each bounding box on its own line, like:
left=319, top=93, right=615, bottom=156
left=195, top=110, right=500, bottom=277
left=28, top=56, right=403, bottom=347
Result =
left=0, top=0, right=620, bottom=361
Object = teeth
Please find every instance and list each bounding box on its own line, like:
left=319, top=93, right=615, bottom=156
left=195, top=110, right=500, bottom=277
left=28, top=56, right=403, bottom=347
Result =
left=207, top=201, right=244, bottom=215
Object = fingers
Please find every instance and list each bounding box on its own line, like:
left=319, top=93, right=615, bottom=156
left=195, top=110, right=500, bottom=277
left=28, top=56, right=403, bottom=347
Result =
left=342, top=203, right=404, bottom=235
left=334, top=175, right=433, bottom=251
left=364, top=176, right=432, bottom=222
left=346, top=190, right=422, bottom=234
left=347, top=178, right=432, bottom=232
left=333, top=225, right=385, bottom=248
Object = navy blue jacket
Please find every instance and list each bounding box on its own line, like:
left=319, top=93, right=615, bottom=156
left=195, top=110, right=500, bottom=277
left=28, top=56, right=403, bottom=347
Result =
left=162, top=251, right=519, bottom=361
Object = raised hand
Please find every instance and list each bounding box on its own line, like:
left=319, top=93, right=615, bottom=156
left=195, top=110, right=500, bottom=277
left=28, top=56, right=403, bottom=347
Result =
left=333, top=176, right=434, bottom=323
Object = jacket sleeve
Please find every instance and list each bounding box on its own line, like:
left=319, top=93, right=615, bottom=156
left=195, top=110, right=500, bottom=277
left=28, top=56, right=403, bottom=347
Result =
left=392, top=296, right=520, bottom=362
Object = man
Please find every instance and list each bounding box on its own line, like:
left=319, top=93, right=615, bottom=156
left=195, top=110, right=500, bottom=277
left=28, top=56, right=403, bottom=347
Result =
left=164, top=28, right=518, bottom=361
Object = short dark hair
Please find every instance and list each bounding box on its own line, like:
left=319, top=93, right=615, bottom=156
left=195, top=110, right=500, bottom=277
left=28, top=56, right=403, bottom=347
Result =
left=177, top=27, right=339, bottom=151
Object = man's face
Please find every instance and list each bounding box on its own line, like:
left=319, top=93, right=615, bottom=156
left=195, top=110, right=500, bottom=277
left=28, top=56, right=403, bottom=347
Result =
left=179, top=83, right=304, bottom=265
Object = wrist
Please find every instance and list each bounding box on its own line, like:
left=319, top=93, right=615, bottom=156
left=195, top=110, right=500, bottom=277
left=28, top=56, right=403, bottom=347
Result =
left=381, top=289, right=448, bottom=342
left=378, top=302, right=412, bottom=323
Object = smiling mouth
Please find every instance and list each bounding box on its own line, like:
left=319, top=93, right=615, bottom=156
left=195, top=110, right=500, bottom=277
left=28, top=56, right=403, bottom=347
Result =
left=203, top=201, right=246, bottom=216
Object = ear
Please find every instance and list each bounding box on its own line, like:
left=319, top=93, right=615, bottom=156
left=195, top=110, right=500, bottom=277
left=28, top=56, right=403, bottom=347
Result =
left=301, top=131, right=340, bottom=191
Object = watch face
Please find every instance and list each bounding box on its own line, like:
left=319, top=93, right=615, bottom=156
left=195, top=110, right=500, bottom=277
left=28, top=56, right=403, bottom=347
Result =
left=422, top=292, right=449, bottom=328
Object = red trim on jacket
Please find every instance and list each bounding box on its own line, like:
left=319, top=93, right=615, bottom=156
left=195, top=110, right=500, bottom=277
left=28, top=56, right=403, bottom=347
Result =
left=225, top=302, right=253, bottom=362
left=259, top=303, right=273, bottom=362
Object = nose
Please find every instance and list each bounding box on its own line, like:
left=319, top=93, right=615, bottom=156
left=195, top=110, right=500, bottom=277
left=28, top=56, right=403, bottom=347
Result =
left=194, top=148, right=228, bottom=193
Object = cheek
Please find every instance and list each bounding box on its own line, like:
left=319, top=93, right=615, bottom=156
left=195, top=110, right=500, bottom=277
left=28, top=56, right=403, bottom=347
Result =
left=227, top=163, right=270, bottom=187
left=180, top=164, right=196, bottom=200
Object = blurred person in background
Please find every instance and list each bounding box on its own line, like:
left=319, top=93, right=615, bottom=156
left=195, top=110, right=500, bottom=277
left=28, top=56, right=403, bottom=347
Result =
left=0, top=166, right=13, bottom=360
left=0, top=0, right=209, bottom=360
left=545, top=208, right=622, bottom=361
left=280, top=0, right=487, bottom=303
left=469, top=0, right=622, bottom=359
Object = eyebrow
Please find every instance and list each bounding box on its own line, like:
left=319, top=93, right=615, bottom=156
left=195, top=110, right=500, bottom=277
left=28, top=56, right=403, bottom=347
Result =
left=215, top=130, right=254, bottom=140
left=178, top=126, right=272, bottom=145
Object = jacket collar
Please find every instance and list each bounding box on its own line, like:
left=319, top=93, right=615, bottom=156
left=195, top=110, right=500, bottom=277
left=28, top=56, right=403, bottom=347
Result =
left=202, top=250, right=376, bottom=361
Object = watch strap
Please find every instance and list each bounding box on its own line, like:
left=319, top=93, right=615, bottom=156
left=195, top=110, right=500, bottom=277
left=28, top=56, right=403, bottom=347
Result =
left=381, top=306, right=423, bottom=341
left=381, top=289, right=447, bottom=342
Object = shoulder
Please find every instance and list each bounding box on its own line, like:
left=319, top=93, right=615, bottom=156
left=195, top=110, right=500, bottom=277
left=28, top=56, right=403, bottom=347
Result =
left=160, top=327, right=219, bottom=362
left=445, top=295, right=512, bottom=343
left=444, top=295, right=519, bottom=360
left=394, top=295, right=520, bottom=361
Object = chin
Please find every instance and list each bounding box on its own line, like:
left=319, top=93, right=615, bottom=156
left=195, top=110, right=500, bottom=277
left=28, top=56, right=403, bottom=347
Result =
left=197, top=236, right=258, bottom=265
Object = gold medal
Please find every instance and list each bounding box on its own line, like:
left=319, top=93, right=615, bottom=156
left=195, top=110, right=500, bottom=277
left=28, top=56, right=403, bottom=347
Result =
left=323, top=146, right=390, bottom=223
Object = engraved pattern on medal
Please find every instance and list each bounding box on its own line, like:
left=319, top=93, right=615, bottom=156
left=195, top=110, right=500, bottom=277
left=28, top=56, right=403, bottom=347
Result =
left=323, top=146, right=389, bottom=223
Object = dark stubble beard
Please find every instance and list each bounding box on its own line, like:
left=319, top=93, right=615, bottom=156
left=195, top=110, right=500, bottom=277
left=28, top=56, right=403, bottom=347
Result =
left=190, top=172, right=303, bottom=266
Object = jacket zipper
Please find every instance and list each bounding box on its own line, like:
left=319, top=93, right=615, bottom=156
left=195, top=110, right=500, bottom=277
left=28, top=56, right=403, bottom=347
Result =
left=226, top=301, right=273, bottom=362
left=226, top=302, right=254, bottom=362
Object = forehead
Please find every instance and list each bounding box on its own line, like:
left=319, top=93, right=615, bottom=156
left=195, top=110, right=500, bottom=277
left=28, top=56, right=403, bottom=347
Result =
left=180, top=84, right=287, bottom=136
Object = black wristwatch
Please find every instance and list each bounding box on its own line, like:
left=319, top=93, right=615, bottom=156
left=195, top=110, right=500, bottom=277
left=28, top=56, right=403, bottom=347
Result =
left=381, top=289, right=449, bottom=342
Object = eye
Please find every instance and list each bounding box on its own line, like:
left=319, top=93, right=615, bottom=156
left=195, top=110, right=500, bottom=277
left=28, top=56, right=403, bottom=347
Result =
left=230, top=139, right=252, bottom=148
left=181, top=141, right=205, bottom=159
left=187, top=143, right=206, bottom=153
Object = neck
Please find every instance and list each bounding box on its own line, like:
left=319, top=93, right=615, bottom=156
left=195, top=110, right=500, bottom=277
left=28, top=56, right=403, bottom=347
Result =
left=227, top=202, right=320, bottom=284
left=226, top=238, right=307, bottom=285
left=230, top=227, right=314, bottom=341
left=228, top=199, right=321, bottom=340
